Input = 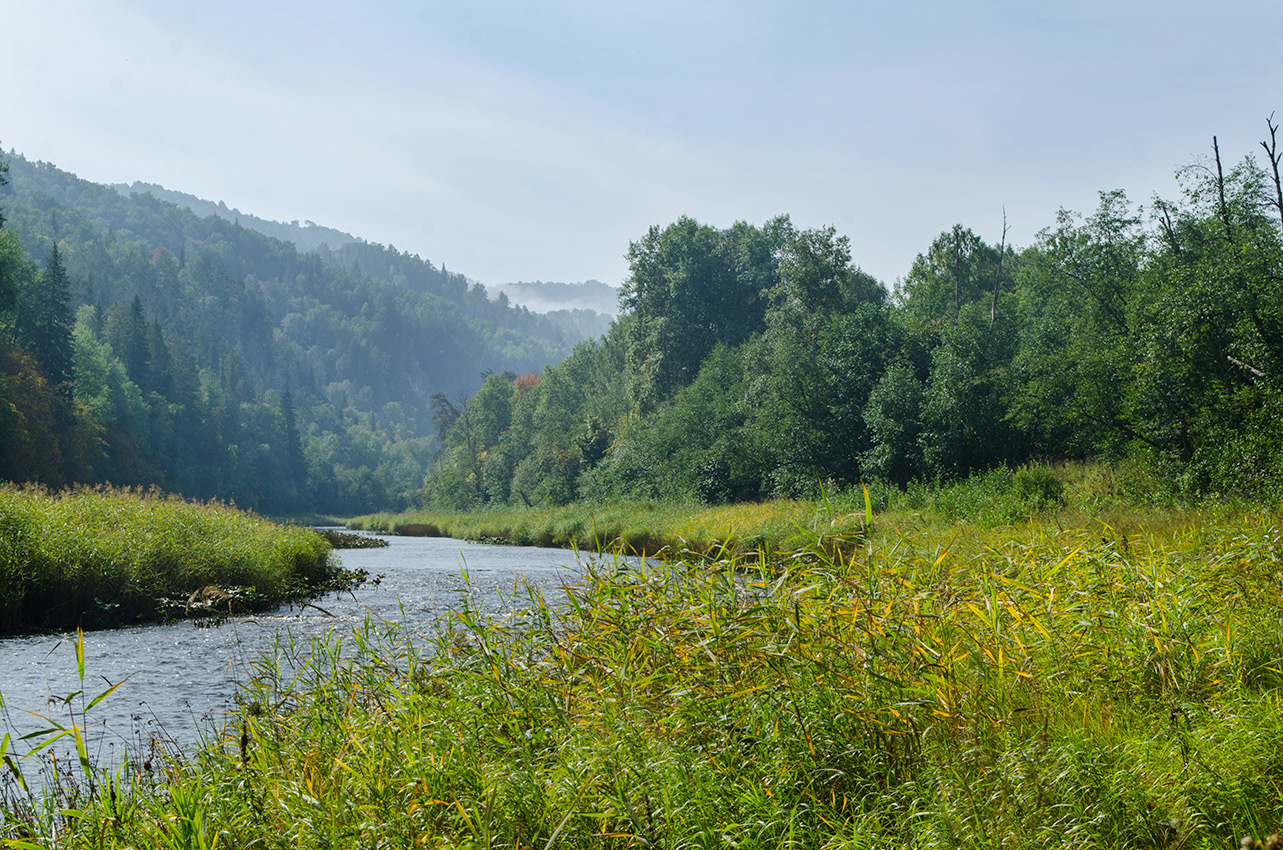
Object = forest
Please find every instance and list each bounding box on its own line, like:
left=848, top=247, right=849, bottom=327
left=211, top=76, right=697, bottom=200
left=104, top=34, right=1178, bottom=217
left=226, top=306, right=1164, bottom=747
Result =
left=0, top=151, right=585, bottom=515
left=425, top=125, right=1283, bottom=509
left=3, top=123, right=1283, bottom=518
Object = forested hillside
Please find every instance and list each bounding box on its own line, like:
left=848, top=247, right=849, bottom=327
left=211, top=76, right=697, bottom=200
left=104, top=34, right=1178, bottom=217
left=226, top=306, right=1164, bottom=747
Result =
left=109, top=180, right=360, bottom=253
left=426, top=125, right=1283, bottom=508
left=0, top=152, right=580, bottom=514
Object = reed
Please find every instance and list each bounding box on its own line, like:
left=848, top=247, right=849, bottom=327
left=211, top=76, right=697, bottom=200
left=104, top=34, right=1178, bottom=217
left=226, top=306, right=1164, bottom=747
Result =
left=16, top=500, right=1283, bottom=847
left=0, top=484, right=336, bottom=633
left=350, top=499, right=843, bottom=556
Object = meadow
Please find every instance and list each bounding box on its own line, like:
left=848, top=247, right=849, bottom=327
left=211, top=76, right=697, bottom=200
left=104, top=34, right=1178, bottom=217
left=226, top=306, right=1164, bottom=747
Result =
left=0, top=485, right=337, bottom=633
left=8, top=470, right=1283, bottom=847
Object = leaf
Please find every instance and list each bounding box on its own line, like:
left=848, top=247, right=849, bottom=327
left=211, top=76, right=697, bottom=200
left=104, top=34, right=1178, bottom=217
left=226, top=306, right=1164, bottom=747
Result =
left=73, top=723, right=91, bottom=776
left=86, top=676, right=129, bottom=712
left=75, top=627, right=85, bottom=683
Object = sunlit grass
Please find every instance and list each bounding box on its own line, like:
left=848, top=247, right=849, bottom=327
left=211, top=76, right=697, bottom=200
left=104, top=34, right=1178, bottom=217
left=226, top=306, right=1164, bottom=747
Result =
left=350, top=499, right=843, bottom=556
left=0, top=484, right=335, bottom=632
left=15, top=498, right=1283, bottom=847
left=353, top=462, right=1200, bottom=555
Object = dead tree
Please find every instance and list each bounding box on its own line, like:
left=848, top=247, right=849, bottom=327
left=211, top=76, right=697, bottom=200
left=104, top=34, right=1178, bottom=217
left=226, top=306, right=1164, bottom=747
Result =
left=1261, top=112, right=1283, bottom=234
left=991, top=208, right=1008, bottom=329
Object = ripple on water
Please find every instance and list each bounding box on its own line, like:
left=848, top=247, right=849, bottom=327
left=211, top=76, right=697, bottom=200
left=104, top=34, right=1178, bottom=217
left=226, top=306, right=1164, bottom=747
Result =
left=0, top=534, right=594, bottom=763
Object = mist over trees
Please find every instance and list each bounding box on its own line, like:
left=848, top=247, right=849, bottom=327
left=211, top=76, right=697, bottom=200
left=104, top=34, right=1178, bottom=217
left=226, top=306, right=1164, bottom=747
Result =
left=0, top=152, right=582, bottom=514
left=425, top=124, right=1283, bottom=508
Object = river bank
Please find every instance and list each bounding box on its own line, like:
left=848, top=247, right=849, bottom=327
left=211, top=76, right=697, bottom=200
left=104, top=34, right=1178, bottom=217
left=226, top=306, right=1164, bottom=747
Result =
left=346, top=462, right=1203, bottom=555
left=14, top=500, right=1283, bottom=847
left=0, top=485, right=341, bottom=633
left=348, top=499, right=840, bottom=555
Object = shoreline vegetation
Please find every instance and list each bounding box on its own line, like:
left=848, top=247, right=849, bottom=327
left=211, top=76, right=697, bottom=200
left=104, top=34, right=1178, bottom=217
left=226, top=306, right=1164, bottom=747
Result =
left=347, top=461, right=1192, bottom=557
left=0, top=485, right=347, bottom=634
left=9, top=476, right=1283, bottom=845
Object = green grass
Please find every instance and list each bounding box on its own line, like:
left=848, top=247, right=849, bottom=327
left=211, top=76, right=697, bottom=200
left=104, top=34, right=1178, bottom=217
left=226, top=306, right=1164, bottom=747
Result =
left=0, top=484, right=338, bottom=633
left=349, top=462, right=1194, bottom=556
left=348, top=499, right=853, bottom=556
left=13, top=493, right=1283, bottom=847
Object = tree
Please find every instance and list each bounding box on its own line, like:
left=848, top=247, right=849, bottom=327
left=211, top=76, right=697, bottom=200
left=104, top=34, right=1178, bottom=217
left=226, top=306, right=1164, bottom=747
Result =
left=896, top=225, right=1000, bottom=326
left=103, top=296, right=152, bottom=392
left=0, top=145, right=8, bottom=229
left=620, top=217, right=778, bottom=408
left=1010, top=192, right=1146, bottom=458
left=281, top=384, right=307, bottom=487
left=29, top=244, right=75, bottom=390
left=771, top=220, right=884, bottom=317
left=862, top=363, right=927, bottom=484
left=0, top=231, right=31, bottom=337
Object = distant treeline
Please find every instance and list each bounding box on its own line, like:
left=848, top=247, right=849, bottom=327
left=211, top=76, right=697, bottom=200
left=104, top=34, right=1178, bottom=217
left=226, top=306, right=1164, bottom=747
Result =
left=425, top=123, right=1283, bottom=508
left=0, top=152, right=582, bottom=514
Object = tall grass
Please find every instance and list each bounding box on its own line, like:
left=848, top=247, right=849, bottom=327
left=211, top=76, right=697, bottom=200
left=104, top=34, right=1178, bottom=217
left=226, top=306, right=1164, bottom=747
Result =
left=351, top=462, right=1177, bottom=554
left=19, top=503, right=1283, bottom=847
left=349, top=499, right=854, bottom=556
left=0, top=485, right=335, bottom=633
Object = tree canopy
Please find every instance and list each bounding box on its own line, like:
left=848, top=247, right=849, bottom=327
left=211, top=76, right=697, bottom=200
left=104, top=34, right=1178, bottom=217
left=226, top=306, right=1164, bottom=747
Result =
left=422, top=122, right=1283, bottom=509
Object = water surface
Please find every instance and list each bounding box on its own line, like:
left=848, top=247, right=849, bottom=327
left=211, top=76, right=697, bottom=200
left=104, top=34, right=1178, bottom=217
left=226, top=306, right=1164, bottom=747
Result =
left=0, top=534, right=595, bottom=767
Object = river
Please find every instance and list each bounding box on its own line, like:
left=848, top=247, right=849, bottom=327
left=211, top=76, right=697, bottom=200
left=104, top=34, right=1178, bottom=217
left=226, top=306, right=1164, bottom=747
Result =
left=0, top=533, right=600, bottom=779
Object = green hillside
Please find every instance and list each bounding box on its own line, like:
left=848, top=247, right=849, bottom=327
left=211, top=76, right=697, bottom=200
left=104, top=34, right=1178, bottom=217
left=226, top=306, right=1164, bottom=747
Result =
left=0, top=152, right=579, bottom=514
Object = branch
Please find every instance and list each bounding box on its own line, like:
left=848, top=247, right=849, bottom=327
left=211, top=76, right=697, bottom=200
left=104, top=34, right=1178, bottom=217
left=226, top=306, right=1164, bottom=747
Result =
left=1261, top=112, right=1283, bottom=235
left=1156, top=200, right=1181, bottom=257
left=990, top=208, right=1008, bottom=329
left=1076, top=407, right=1168, bottom=452
left=1227, top=354, right=1266, bottom=379
left=1213, top=135, right=1234, bottom=244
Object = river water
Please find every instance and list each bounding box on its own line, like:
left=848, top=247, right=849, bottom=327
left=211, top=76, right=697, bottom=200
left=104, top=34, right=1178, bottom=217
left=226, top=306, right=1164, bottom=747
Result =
left=0, top=534, right=599, bottom=774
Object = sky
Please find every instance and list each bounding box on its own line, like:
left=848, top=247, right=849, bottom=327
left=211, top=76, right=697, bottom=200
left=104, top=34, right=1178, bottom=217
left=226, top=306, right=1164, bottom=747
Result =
left=4, top=0, right=1282, bottom=290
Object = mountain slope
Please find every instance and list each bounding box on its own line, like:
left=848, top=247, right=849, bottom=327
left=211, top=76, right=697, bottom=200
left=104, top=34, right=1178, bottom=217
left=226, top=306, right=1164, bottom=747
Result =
left=110, top=180, right=360, bottom=253
left=0, top=153, right=578, bottom=513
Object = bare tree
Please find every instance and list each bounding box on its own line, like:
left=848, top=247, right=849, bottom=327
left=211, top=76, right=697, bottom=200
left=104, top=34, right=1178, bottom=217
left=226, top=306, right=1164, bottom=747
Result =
left=991, top=208, right=1008, bottom=329
left=1261, top=112, right=1283, bottom=234
left=951, top=225, right=964, bottom=322
left=1213, top=135, right=1234, bottom=244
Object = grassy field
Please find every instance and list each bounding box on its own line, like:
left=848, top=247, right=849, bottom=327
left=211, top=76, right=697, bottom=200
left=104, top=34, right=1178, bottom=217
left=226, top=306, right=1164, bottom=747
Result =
left=10, top=484, right=1283, bottom=847
left=0, top=485, right=339, bottom=633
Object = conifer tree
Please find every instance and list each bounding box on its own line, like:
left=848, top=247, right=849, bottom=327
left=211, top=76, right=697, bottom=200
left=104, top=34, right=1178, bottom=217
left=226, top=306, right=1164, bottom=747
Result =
left=0, top=146, right=8, bottom=229
left=281, top=384, right=307, bottom=485
left=32, top=245, right=75, bottom=390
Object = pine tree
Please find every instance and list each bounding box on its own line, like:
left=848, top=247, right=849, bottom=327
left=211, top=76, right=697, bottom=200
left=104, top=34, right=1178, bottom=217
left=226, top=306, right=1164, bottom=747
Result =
left=33, top=245, right=75, bottom=390
left=280, top=384, right=307, bottom=485
left=105, top=295, right=151, bottom=391
left=0, top=146, right=8, bottom=229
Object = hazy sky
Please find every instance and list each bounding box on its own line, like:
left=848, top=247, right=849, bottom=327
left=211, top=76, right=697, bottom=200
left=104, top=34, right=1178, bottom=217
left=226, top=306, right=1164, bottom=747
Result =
left=5, top=0, right=1281, bottom=288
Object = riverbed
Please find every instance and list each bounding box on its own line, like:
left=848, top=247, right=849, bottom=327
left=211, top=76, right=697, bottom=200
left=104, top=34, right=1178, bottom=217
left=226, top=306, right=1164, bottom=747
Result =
left=0, top=533, right=602, bottom=773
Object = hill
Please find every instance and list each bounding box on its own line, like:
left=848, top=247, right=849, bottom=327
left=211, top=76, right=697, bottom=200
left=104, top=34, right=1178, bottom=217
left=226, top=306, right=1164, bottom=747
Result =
left=109, top=180, right=361, bottom=254
left=0, top=152, right=584, bottom=514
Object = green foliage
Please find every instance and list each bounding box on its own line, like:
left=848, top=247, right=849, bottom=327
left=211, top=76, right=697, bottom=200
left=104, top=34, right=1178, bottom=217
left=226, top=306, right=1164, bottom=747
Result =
left=0, top=154, right=586, bottom=514
left=620, top=216, right=778, bottom=408
left=421, top=123, right=1283, bottom=510
left=896, top=223, right=1011, bottom=325
left=861, top=362, right=927, bottom=484
left=26, top=244, right=75, bottom=389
